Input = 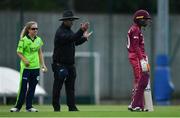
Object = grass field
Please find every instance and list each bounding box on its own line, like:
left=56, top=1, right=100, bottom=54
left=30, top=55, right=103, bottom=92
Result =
left=0, top=105, right=180, bottom=117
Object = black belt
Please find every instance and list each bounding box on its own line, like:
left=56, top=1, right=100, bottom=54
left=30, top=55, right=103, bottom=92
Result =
left=54, top=63, right=74, bottom=67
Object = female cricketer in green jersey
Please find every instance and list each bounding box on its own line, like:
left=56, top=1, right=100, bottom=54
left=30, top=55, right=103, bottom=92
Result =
left=10, top=21, right=47, bottom=112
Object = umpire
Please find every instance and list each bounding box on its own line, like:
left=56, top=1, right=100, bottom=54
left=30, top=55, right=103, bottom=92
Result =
left=52, top=10, right=91, bottom=112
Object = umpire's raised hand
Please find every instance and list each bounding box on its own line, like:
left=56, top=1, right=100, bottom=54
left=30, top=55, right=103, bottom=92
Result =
left=81, top=22, right=89, bottom=31
left=83, top=31, right=93, bottom=39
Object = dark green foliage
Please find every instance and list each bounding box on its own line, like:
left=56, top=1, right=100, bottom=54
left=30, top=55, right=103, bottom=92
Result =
left=74, top=0, right=156, bottom=13
left=0, top=0, right=66, bottom=12
left=0, top=0, right=179, bottom=14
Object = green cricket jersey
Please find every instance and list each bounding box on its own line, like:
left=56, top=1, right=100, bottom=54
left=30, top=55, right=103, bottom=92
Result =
left=17, top=35, right=43, bottom=69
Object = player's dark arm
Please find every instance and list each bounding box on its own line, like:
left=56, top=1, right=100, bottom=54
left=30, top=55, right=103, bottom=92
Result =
left=75, top=37, right=87, bottom=46
left=56, top=29, right=84, bottom=45
left=75, top=31, right=92, bottom=46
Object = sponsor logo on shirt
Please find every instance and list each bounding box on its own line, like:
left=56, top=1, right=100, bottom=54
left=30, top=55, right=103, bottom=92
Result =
left=133, top=36, right=139, bottom=39
left=23, top=77, right=28, bottom=80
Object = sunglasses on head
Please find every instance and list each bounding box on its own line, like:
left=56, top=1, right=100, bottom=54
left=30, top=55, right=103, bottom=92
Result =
left=30, top=28, right=38, bottom=30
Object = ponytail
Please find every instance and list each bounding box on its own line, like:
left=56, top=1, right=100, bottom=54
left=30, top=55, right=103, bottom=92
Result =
left=20, top=26, right=27, bottom=39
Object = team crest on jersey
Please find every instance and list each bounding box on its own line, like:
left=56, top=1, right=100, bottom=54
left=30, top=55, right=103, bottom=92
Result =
left=36, top=40, right=41, bottom=46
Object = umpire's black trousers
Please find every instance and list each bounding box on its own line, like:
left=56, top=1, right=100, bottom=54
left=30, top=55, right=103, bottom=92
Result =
left=52, top=63, right=76, bottom=111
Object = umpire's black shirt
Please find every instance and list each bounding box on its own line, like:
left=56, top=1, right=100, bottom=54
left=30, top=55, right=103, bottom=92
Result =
left=53, top=23, right=87, bottom=65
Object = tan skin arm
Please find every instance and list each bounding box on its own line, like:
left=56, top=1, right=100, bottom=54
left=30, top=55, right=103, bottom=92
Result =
left=38, top=48, right=47, bottom=72
left=17, top=52, right=30, bottom=67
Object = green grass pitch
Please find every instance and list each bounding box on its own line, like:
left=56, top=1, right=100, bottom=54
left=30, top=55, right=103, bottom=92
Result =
left=0, top=105, right=180, bottom=117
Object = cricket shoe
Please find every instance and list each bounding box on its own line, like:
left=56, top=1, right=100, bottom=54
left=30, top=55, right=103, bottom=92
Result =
left=131, top=107, right=143, bottom=112
left=69, top=106, right=79, bottom=111
left=143, top=108, right=149, bottom=112
left=10, top=107, right=20, bottom=112
left=128, top=105, right=132, bottom=111
left=26, top=108, right=38, bottom=112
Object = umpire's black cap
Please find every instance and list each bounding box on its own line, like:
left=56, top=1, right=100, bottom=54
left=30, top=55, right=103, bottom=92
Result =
left=59, top=10, right=79, bottom=21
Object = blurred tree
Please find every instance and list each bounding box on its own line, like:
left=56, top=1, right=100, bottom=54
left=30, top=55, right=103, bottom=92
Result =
left=0, top=0, right=179, bottom=14
left=74, top=0, right=107, bottom=13
left=113, top=0, right=156, bottom=13
left=0, top=0, right=20, bottom=10
left=0, top=0, right=67, bottom=12
left=170, top=0, right=180, bottom=14
left=74, top=0, right=156, bottom=13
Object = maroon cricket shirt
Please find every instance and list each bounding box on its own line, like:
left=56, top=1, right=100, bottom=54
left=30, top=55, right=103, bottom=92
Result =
left=127, top=23, right=147, bottom=60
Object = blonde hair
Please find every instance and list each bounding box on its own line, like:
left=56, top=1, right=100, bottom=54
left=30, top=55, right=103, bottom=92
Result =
left=20, top=21, right=37, bottom=39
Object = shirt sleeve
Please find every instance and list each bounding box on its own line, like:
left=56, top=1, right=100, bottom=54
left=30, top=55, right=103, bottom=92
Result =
left=131, top=29, right=144, bottom=60
left=16, top=39, right=24, bottom=53
left=56, top=29, right=84, bottom=45
left=75, top=37, right=87, bottom=46
left=40, top=38, right=44, bottom=47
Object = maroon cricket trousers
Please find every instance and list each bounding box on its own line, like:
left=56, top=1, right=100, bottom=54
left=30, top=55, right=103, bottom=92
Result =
left=129, top=57, right=149, bottom=109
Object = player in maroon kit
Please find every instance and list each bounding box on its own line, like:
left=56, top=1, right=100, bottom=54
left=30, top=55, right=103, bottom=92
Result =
left=127, top=9, right=151, bottom=111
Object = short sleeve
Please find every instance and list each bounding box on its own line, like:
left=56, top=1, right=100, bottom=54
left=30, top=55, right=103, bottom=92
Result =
left=17, top=39, right=24, bottom=53
left=40, top=38, right=43, bottom=47
left=39, top=38, right=43, bottom=47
